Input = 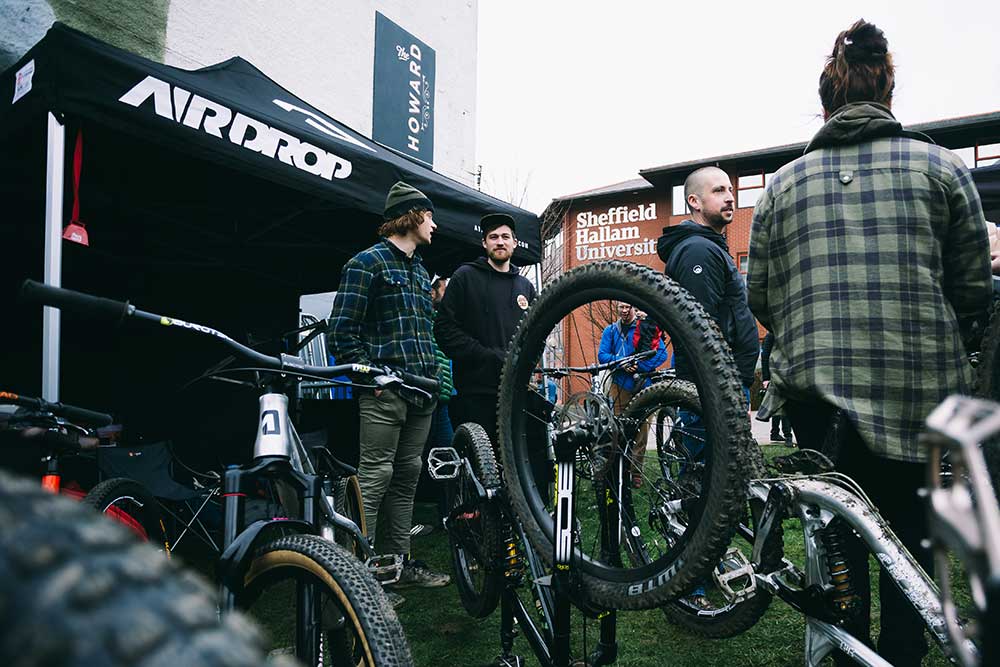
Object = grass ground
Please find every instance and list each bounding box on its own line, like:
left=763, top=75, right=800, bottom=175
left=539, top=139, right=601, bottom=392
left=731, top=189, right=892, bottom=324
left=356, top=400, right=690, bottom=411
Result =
left=393, top=443, right=959, bottom=667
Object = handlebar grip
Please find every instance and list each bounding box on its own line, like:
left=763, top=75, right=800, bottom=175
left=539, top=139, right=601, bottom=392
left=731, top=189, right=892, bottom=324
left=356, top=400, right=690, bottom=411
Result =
left=20, top=280, right=130, bottom=324
left=399, top=371, right=440, bottom=395
left=53, top=402, right=113, bottom=428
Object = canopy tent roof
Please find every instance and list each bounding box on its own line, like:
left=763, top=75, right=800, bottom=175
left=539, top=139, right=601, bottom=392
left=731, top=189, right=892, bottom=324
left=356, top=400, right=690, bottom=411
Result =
left=0, top=24, right=539, bottom=454
left=0, top=22, right=540, bottom=293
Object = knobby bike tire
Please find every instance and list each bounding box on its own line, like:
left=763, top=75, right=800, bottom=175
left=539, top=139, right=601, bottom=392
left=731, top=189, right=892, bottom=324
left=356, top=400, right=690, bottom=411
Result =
left=333, top=474, right=367, bottom=555
left=82, top=477, right=172, bottom=555
left=0, top=470, right=277, bottom=667
left=624, top=381, right=779, bottom=638
left=497, top=261, right=751, bottom=611
left=241, top=533, right=414, bottom=667
left=448, top=422, right=505, bottom=618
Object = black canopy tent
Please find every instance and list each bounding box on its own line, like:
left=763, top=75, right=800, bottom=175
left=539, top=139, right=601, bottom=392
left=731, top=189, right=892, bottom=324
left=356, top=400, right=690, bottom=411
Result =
left=0, top=23, right=541, bottom=408
left=0, top=23, right=539, bottom=458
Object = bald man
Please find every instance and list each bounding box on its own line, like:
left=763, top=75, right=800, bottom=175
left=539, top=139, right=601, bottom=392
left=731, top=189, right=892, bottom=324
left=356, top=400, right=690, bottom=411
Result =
left=657, top=167, right=759, bottom=389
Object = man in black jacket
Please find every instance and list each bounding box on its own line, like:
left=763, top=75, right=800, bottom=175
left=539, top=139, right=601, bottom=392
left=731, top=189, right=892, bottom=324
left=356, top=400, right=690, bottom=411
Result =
left=657, top=166, right=759, bottom=391
left=434, top=213, right=537, bottom=440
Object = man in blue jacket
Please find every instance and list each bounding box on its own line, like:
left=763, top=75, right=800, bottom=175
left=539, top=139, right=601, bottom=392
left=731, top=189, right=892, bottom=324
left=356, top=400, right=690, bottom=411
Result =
left=598, top=301, right=668, bottom=487
left=657, top=166, right=759, bottom=391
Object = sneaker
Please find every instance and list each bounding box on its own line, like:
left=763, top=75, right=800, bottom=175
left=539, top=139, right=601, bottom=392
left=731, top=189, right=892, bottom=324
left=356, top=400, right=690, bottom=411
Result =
left=388, top=559, right=451, bottom=588
left=769, top=432, right=783, bottom=443
left=409, top=523, right=434, bottom=538
left=383, top=589, right=405, bottom=608
left=684, top=593, right=714, bottom=611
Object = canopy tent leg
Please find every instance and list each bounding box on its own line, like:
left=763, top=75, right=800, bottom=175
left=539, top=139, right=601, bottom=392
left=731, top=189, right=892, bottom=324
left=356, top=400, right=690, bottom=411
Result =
left=42, top=111, right=65, bottom=401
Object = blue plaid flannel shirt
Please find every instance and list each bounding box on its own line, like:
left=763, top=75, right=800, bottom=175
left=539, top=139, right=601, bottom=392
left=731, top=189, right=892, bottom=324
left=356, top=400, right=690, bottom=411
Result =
left=327, top=239, right=439, bottom=394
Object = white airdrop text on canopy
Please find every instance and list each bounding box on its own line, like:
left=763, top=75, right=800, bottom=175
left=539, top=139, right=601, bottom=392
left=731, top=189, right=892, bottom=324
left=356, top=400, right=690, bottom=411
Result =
left=119, top=75, right=355, bottom=181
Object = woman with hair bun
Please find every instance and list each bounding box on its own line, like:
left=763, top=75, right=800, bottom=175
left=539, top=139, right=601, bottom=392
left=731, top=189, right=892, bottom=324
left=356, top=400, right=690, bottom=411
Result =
left=747, top=18, right=991, bottom=666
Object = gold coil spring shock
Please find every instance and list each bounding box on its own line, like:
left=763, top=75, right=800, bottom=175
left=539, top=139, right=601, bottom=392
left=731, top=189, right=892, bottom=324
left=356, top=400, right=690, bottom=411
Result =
left=502, top=524, right=523, bottom=581
left=820, top=519, right=862, bottom=618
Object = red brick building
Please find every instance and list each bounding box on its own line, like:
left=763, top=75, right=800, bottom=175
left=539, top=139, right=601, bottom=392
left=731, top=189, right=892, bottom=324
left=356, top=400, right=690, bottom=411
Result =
left=540, top=111, right=1000, bottom=375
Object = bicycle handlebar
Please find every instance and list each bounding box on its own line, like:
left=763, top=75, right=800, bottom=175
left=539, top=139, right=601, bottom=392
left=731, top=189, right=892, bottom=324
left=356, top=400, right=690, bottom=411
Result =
left=19, top=281, right=439, bottom=393
left=20, top=279, right=132, bottom=325
left=0, top=391, right=113, bottom=428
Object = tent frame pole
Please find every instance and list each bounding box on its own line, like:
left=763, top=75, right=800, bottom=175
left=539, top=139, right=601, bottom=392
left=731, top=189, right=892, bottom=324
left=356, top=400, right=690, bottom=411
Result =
left=42, top=111, right=65, bottom=401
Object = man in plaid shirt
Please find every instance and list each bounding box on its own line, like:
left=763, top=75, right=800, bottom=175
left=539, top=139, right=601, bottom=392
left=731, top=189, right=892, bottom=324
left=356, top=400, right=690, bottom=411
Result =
left=328, top=181, right=450, bottom=595
left=747, top=20, right=990, bottom=665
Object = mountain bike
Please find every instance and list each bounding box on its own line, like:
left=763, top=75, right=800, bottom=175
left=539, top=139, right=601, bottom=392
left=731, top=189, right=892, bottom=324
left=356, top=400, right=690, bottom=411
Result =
left=0, top=390, right=171, bottom=551
left=651, top=391, right=1000, bottom=666
left=434, top=260, right=754, bottom=665
left=495, top=260, right=752, bottom=612
left=21, top=279, right=425, bottom=666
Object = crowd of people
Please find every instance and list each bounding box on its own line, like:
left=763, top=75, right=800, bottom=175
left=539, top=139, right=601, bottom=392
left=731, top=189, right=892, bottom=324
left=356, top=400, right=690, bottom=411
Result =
left=322, top=17, right=992, bottom=666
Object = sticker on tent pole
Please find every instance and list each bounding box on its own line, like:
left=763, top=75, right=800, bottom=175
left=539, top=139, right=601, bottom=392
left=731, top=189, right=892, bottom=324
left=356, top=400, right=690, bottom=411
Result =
left=13, top=60, right=35, bottom=104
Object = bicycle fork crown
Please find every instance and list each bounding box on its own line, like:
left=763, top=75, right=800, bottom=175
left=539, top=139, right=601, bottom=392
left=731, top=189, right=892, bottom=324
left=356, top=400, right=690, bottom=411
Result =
left=253, top=393, right=293, bottom=459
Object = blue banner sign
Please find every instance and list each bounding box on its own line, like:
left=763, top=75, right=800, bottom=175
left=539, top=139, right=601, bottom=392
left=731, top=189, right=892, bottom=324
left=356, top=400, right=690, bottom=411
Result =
left=373, top=12, right=435, bottom=167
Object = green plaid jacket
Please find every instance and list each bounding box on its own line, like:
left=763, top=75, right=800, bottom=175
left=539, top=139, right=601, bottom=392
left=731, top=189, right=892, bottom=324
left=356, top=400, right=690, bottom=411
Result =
left=747, top=103, right=991, bottom=462
left=327, top=239, right=439, bottom=386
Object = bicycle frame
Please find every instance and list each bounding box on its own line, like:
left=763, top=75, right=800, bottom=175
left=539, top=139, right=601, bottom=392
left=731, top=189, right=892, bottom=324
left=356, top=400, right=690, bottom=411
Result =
left=251, top=390, right=374, bottom=559
left=748, top=473, right=977, bottom=666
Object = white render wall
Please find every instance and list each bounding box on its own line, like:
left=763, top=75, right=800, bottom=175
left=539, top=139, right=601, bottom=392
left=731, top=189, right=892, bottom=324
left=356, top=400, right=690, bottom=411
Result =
left=163, top=0, right=478, bottom=186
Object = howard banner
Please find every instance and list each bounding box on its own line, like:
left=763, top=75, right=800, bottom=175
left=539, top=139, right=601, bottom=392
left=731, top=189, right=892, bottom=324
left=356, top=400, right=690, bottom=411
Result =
left=372, top=12, right=435, bottom=167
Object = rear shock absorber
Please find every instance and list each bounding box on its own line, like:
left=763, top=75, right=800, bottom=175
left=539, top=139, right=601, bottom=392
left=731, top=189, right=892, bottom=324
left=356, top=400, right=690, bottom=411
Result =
left=820, top=519, right=862, bottom=619
left=501, top=522, right=524, bottom=583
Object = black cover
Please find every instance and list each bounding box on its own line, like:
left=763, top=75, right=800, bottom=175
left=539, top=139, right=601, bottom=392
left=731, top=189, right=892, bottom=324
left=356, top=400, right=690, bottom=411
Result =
left=0, top=22, right=540, bottom=288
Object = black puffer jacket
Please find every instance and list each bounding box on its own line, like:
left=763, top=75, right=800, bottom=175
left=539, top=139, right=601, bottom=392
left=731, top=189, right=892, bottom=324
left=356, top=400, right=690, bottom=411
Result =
left=657, top=221, right=759, bottom=386
left=434, top=258, right=536, bottom=397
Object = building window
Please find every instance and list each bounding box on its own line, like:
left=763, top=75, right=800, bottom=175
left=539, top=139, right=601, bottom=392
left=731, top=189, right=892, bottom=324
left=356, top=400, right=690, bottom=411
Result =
left=737, top=252, right=749, bottom=275
left=737, top=172, right=764, bottom=209
left=953, top=146, right=976, bottom=169
left=977, top=142, right=1000, bottom=167
left=672, top=184, right=688, bottom=216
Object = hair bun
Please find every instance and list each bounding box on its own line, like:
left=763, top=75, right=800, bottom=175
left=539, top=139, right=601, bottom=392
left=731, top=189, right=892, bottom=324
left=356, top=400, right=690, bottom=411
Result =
left=843, top=20, right=888, bottom=63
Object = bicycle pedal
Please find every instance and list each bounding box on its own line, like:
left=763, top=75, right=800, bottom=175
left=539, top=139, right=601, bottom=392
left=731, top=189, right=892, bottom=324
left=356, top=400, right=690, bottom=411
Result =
left=494, top=655, right=525, bottom=667
left=367, top=553, right=404, bottom=584
left=712, top=546, right=757, bottom=602
left=427, top=447, right=462, bottom=480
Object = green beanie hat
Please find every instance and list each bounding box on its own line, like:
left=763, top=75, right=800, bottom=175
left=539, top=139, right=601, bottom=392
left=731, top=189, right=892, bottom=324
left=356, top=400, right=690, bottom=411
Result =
left=384, top=181, right=434, bottom=221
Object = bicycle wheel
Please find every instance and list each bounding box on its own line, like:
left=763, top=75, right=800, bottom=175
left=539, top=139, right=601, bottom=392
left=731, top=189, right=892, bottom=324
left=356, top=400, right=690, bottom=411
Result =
left=447, top=422, right=504, bottom=618
left=497, top=260, right=750, bottom=611
left=0, top=470, right=274, bottom=666
left=82, top=476, right=172, bottom=554
left=240, top=533, right=413, bottom=666
left=333, top=474, right=367, bottom=555
left=623, top=380, right=779, bottom=637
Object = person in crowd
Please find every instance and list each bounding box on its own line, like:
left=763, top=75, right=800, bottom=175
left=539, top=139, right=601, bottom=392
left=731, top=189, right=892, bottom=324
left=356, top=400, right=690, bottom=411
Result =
left=657, top=166, right=760, bottom=395
left=327, top=181, right=451, bottom=597
left=412, top=276, right=455, bottom=536
left=657, top=166, right=760, bottom=610
left=746, top=19, right=990, bottom=666
left=434, top=213, right=536, bottom=442
left=760, top=331, right=793, bottom=444
left=597, top=301, right=668, bottom=487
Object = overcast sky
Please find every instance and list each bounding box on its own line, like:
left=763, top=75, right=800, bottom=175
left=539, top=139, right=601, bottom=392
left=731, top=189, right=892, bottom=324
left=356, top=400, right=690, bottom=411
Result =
left=476, top=0, right=1000, bottom=214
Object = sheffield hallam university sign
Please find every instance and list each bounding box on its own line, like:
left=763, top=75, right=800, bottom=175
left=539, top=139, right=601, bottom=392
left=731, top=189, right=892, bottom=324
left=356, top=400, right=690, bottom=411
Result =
left=373, top=12, right=435, bottom=167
